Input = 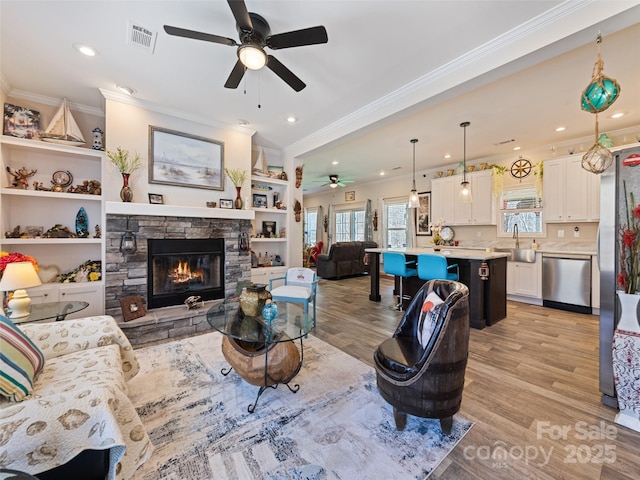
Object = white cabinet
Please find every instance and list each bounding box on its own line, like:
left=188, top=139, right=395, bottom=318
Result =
left=28, top=282, right=104, bottom=318
left=543, top=156, right=598, bottom=222
left=431, top=170, right=494, bottom=226
left=431, top=176, right=455, bottom=223
left=0, top=136, right=105, bottom=314
left=250, top=265, right=288, bottom=286
left=250, top=176, right=290, bottom=278
left=506, top=254, right=542, bottom=298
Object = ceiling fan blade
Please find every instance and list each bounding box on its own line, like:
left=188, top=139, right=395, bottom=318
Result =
left=266, top=55, right=306, bottom=92
left=266, top=26, right=328, bottom=50
left=224, top=59, right=246, bottom=89
left=227, top=0, right=253, bottom=31
left=163, top=25, right=237, bottom=46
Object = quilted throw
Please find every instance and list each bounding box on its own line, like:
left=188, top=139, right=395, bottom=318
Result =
left=0, top=316, right=153, bottom=479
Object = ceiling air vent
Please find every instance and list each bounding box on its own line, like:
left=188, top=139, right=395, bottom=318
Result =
left=128, top=21, right=157, bottom=54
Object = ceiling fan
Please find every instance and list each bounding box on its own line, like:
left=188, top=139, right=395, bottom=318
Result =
left=317, top=175, right=355, bottom=188
left=164, top=0, right=328, bottom=92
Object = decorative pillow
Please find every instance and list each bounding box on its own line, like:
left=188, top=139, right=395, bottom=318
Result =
left=0, top=315, right=45, bottom=401
left=417, top=291, right=445, bottom=348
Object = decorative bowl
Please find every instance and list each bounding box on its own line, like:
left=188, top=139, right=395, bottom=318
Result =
left=467, top=165, right=475, bottom=172
left=446, top=169, right=455, bottom=176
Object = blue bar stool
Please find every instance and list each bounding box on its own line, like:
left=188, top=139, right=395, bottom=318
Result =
left=383, top=252, right=417, bottom=310
left=417, top=253, right=459, bottom=281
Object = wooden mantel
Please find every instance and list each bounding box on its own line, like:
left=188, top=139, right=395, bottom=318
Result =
left=105, top=201, right=255, bottom=220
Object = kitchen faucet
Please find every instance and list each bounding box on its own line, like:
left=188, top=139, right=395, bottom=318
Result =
left=513, top=224, right=520, bottom=248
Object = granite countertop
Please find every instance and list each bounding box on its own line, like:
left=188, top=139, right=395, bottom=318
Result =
left=365, top=247, right=510, bottom=261
left=432, top=241, right=597, bottom=256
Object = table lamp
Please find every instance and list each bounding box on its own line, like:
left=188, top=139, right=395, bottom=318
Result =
left=0, top=261, right=42, bottom=319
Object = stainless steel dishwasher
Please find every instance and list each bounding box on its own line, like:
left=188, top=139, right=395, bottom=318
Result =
left=542, top=254, right=592, bottom=314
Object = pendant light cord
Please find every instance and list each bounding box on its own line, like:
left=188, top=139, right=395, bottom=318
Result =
left=460, top=121, right=470, bottom=181
left=411, top=139, right=418, bottom=189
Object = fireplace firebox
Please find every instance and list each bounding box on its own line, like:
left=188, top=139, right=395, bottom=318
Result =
left=147, top=238, right=225, bottom=309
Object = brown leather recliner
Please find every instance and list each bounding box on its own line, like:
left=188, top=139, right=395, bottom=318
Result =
left=374, top=280, right=470, bottom=434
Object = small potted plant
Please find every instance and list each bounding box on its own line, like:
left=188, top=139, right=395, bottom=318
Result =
left=107, top=147, right=142, bottom=202
left=224, top=168, right=247, bottom=209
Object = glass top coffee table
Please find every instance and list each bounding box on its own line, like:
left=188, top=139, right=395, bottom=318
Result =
left=207, top=299, right=314, bottom=412
left=12, top=301, right=89, bottom=324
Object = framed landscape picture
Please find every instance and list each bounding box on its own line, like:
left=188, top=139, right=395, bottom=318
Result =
left=416, top=191, right=432, bottom=236
left=149, top=126, right=224, bottom=190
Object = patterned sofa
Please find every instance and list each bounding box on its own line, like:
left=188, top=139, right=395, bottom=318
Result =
left=316, top=241, right=377, bottom=279
left=0, top=315, right=153, bottom=479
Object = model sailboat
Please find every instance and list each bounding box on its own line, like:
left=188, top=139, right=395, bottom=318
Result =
left=40, top=98, right=85, bottom=146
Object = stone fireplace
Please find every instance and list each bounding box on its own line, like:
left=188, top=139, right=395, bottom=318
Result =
left=105, top=209, right=251, bottom=345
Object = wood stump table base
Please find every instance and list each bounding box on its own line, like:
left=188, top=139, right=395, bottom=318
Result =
left=221, top=335, right=302, bottom=412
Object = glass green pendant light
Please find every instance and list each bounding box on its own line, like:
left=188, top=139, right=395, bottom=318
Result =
left=580, top=33, right=621, bottom=114
left=581, top=34, right=619, bottom=174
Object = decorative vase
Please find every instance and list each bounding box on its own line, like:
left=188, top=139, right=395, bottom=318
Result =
left=239, top=284, right=272, bottom=317
left=262, top=299, right=278, bottom=323
left=234, top=186, right=243, bottom=209
left=120, top=173, right=133, bottom=202
left=612, top=291, right=640, bottom=432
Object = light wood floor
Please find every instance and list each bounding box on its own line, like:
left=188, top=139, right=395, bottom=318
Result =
left=312, top=274, right=640, bottom=480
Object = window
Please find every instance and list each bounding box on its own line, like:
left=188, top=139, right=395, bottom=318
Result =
left=499, top=186, right=544, bottom=236
left=304, top=209, right=317, bottom=246
left=334, top=208, right=365, bottom=242
left=385, top=199, right=409, bottom=247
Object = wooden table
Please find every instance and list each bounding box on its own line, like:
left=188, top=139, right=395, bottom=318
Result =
left=366, top=247, right=509, bottom=329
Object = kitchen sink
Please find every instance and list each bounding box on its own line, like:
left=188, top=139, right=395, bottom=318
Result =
left=494, top=247, right=537, bottom=263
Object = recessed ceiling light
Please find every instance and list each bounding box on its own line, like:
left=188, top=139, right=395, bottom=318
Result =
left=444, top=154, right=451, bottom=159
left=379, top=171, right=385, bottom=176
left=116, top=84, right=135, bottom=96
left=332, top=161, right=339, bottom=165
left=73, top=43, right=98, bottom=57
left=236, top=119, right=250, bottom=126
left=286, top=116, right=297, bottom=123
left=611, top=112, right=625, bottom=119
left=555, top=126, right=566, bottom=132
left=513, top=146, right=521, bottom=151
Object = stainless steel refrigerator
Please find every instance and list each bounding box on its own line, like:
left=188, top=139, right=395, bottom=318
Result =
left=599, top=143, right=640, bottom=408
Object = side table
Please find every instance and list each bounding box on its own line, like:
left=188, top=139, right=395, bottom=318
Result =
left=11, top=301, right=89, bottom=324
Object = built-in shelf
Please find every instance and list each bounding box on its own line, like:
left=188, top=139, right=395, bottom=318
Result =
left=251, top=238, right=287, bottom=243
left=1, top=188, right=103, bottom=201
left=250, top=207, right=288, bottom=214
left=105, top=201, right=255, bottom=220
left=2, top=238, right=103, bottom=245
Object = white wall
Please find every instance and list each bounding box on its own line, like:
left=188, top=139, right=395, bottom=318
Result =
left=104, top=97, right=253, bottom=205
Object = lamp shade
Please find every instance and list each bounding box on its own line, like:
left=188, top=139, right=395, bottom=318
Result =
left=0, top=261, right=42, bottom=292
left=0, top=261, right=42, bottom=318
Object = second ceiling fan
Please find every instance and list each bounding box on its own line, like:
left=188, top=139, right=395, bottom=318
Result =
left=164, top=0, right=328, bottom=92
left=321, top=175, right=354, bottom=188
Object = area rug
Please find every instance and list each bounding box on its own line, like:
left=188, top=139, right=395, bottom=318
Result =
left=128, top=332, right=473, bottom=479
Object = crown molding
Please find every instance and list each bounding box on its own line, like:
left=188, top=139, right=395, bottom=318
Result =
left=285, top=0, right=639, bottom=159
left=99, top=88, right=256, bottom=137
left=3, top=89, right=105, bottom=117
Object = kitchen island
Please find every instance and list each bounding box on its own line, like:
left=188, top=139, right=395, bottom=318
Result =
left=366, top=247, right=509, bottom=329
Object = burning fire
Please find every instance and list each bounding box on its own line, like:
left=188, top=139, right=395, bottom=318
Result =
left=169, top=260, right=204, bottom=285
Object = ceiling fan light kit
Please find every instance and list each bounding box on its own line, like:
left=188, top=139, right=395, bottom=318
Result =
left=164, top=0, right=328, bottom=92
left=458, top=122, right=473, bottom=203
left=408, top=139, right=419, bottom=209
left=238, top=45, right=266, bottom=70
